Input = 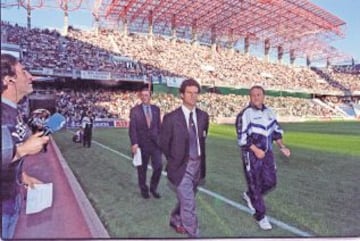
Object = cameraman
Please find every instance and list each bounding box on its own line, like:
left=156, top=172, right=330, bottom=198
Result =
left=1, top=54, right=49, bottom=239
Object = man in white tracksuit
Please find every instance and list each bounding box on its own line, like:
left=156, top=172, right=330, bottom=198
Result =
left=235, top=85, right=291, bottom=230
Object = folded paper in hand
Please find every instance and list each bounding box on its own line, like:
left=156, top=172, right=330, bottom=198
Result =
left=26, top=183, right=53, bottom=214
left=133, top=148, right=142, bottom=166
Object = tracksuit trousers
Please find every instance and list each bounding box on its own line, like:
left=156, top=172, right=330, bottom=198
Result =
left=242, top=150, right=277, bottom=221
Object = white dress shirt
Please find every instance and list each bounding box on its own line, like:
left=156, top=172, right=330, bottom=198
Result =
left=181, top=105, right=201, bottom=156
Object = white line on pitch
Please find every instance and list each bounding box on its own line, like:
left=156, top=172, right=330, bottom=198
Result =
left=91, top=139, right=312, bottom=237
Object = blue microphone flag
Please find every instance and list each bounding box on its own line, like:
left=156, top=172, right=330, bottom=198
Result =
left=43, top=113, right=66, bottom=136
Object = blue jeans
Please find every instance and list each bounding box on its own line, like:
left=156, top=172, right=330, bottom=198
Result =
left=2, top=194, right=22, bottom=239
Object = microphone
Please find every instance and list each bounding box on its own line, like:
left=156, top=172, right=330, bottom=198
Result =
left=42, top=113, right=66, bottom=136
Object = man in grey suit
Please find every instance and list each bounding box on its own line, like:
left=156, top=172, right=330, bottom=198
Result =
left=160, top=78, right=209, bottom=237
left=129, top=86, right=162, bottom=199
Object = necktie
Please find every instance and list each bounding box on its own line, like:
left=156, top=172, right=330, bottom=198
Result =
left=188, top=112, right=198, bottom=159
left=145, top=106, right=152, bottom=128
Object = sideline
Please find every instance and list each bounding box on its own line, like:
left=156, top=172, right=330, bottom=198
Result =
left=92, top=139, right=312, bottom=237
left=52, top=138, right=110, bottom=238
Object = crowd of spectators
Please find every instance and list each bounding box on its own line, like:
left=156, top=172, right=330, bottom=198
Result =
left=2, top=21, right=359, bottom=94
left=106, top=31, right=342, bottom=93
left=1, top=22, right=141, bottom=76
left=1, top=21, right=358, bottom=120
left=53, top=89, right=340, bottom=124
left=327, top=71, right=360, bottom=92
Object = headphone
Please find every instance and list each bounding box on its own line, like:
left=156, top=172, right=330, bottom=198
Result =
left=1, top=62, right=16, bottom=92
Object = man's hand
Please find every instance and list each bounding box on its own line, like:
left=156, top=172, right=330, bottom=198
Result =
left=276, top=139, right=291, bottom=158
left=131, top=144, right=138, bottom=155
left=250, top=145, right=265, bottom=159
left=280, top=147, right=291, bottom=157
left=15, top=132, right=49, bottom=160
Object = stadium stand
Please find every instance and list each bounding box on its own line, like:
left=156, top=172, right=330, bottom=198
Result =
left=332, top=64, right=360, bottom=75
left=1, top=0, right=359, bottom=239
left=1, top=1, right=359, bottom=239
left=1, top=20, right=359, bottom=121
left=2, top=21, right=357, bottom=94
left=51, top=89, right=343, bottom=124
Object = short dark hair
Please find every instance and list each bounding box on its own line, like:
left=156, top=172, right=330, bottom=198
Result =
left=1, top=54, right=18, bottom=92
left=249, top=85, right=265, bottom=95
left=139, top=85, right=151, bottom=95
left=179, top=78, right=201, bottom=94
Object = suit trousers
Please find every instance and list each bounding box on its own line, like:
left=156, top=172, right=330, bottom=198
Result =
left=137, top=147, right=162, bottom=194
left=83, top=128, right=92, bottom=147
left=170, top=159, right=201, bottom=237
left=242, top=150, right=277, bottom=221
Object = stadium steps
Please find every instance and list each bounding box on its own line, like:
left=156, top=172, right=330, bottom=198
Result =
left=311, top=98, right=345, bottom=117
left=13, top=137, right=109, bottom=239
left=310, top=67, right=351, bottom=94
left=353, top=103, right=360, bottom=117
left=337, top=103, right=356, bottom=117
left=108, top=35, right=120, bottom=53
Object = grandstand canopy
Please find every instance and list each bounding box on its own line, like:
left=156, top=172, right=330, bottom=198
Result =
left=1, top=0, right=350, bottom=63
left=96, top=0, right=347, bottom=62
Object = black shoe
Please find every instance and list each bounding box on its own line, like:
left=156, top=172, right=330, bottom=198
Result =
left=169, top=222, right=187, bottom=234
left=150, top=190, right=161, bottom=199
left=141, top=192, right=150, bottom=199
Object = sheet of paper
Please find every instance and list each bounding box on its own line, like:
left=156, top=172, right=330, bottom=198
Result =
left=132, top=148, right=142, bottom=167
left=26, top=183, right=53, bottom=215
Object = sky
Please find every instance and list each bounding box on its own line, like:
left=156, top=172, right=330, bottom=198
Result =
left=1, top=0, right=359, bottom=66
left=311, top=0, right=360, bottom=64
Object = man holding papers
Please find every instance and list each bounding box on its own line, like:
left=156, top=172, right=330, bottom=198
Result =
left=1, top=54, right=50, bottom=239
left=128, top=86, right=162, bottom=199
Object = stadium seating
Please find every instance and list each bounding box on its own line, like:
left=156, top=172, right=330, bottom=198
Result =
left=2, top=21, right=359, bottom=120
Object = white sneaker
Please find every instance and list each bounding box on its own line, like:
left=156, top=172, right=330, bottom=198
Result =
left=258, top=216, right=272, bottom=230
left=242, top=192, right=255, bottom=213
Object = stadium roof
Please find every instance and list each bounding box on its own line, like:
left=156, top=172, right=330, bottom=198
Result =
left=1, top=0, right=350, bottom=63
left=95, top=0, right=348, bottom=62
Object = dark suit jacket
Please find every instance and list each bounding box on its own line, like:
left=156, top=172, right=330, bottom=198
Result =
left=129, top=104, right=161, bottom=152
left=160, top=107, right=209, bottom=186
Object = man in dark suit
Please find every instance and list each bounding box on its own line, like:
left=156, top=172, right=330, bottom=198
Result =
left=129, top=86, right=162, bottom=199
left=160, top=79, right=209, bottom=237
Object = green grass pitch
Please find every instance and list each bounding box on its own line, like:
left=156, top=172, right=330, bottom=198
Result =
left=53, top=121, right=360, bottom=238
